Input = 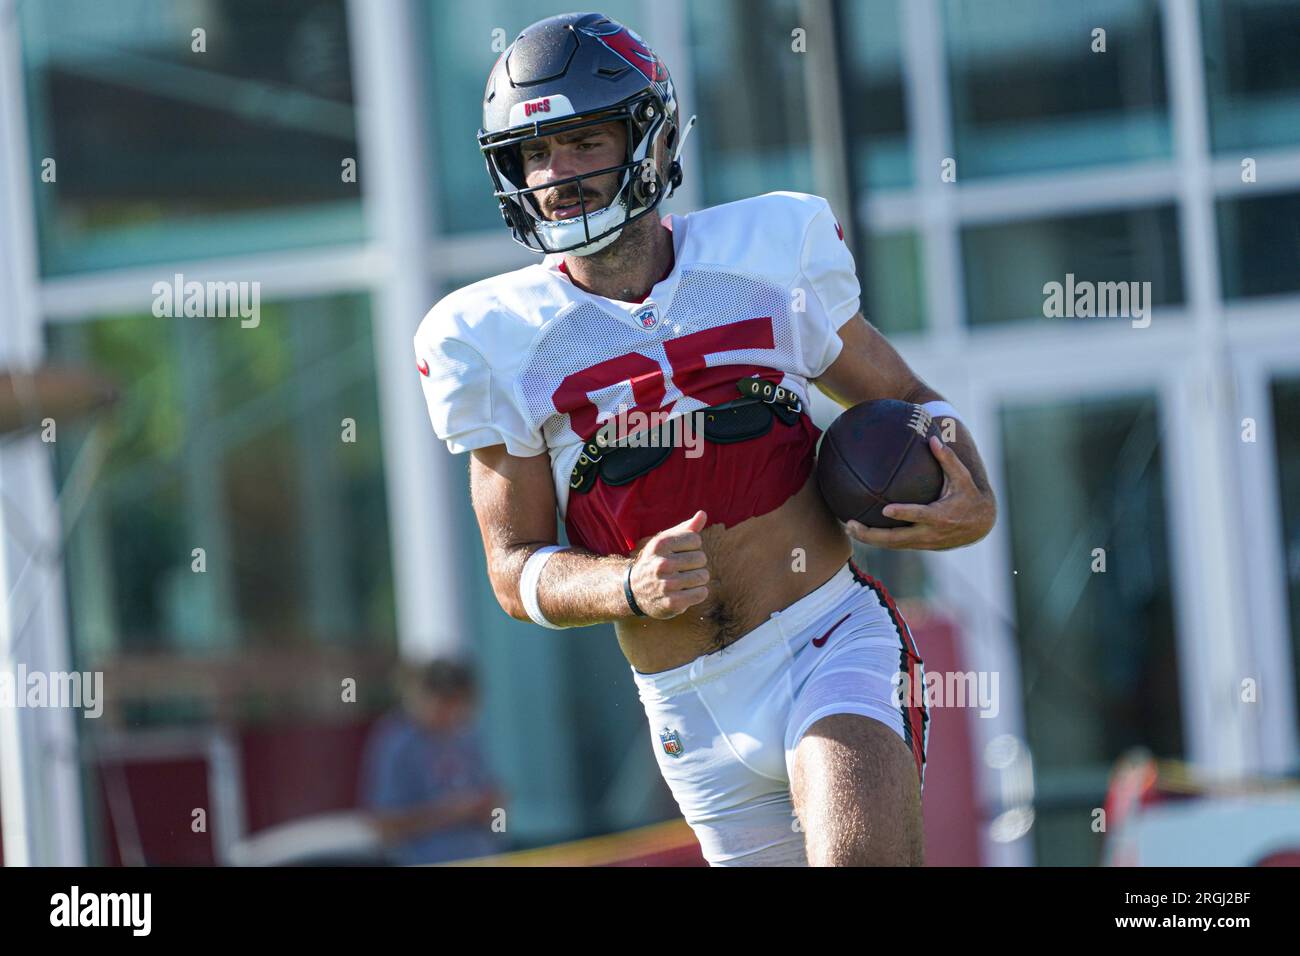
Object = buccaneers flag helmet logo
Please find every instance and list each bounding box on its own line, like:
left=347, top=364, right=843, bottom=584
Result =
left=579, top=20, right=667, bottom=82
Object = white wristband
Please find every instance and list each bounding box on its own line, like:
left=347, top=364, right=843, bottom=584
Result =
left=520, top=545, right=566, bottom=629
left=921, top=401, right=962, bottom=427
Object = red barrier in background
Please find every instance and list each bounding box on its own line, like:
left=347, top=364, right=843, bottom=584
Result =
left=910, top=609, right=983, bottom=866
left=97, top=756, right=213, bottom=866
left=240, top=721, right=378, bottom=833
left=96, top=719, right=379, bottom=867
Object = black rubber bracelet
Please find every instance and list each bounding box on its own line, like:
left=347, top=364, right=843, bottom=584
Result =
left=624, top=561, right=647, bottom=617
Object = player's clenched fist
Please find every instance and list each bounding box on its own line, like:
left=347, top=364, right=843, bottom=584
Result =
left=626, top=511, right=711, bottom=619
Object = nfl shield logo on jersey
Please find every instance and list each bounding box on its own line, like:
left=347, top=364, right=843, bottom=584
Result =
left=633, top=303, right=659, bottom=330
left=660, top=727, right=684, bottom=757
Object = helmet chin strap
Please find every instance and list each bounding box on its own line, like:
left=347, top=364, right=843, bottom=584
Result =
left=664, top=114, right=697, bottom=199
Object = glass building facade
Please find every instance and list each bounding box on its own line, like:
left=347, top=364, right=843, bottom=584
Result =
left=2, top=0, right=1298, bottom=866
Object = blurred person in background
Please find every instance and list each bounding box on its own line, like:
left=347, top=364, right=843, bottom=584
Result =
left=359, top=658, right=504, bottom=864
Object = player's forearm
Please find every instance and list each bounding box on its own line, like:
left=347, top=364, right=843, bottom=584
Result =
left=497, top=544, right=633, bottom=626
left=904, top=384, right=995, bottom=503
left=372, top=790, right=495, bottom=844
left=372, top=802, right=461, bottom=844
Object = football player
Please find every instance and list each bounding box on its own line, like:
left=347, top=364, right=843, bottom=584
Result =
left=415, top=12, right=996, bottom=866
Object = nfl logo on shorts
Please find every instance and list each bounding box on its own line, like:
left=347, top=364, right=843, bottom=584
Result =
left=633, top=303, right=659, bottom=330
left=660, top=727, right=684, bottom=757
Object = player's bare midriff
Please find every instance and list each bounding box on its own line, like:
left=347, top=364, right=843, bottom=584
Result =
left=615, top=472, right=852, bottom=674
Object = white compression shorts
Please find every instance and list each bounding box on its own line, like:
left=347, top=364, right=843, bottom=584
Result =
left=631, top=559, right=929, bottom=866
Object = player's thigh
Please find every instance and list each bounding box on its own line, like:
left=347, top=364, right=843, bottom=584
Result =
left=790, top=711, right=923, bottom=866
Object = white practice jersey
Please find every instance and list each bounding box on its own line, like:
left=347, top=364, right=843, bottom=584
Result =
left=413, top=190, right=860, bottom=528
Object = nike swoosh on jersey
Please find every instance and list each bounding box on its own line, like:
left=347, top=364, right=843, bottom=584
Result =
left=811, top=612, right=851, bottom=648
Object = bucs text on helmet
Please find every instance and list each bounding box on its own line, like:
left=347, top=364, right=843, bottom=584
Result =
left=478, top=12, right=697, bottom=256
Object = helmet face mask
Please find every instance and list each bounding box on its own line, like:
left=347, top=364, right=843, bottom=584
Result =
left=482, top=93, right=672, bottom=255
left=477, top=13, right=694, bottom=257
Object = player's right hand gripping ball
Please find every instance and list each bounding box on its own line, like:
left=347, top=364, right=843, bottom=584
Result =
left=816, top=399, right=944, bottom=529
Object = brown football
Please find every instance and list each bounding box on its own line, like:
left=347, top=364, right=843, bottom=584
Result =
left=816, top=399, right=944, bottom=528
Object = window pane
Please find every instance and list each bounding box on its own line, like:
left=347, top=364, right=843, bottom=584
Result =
left=1201, top=0, right=1300, bottom=153
left=686, top=0, right=816, bottom=204
left=21, top=0, right=363, bottom=275
left=45, top=294, right=395, bottom=722
left=944, top=0, right=1171, bottom=178
left=962, top=206, right=1184, bottom=327
left=423, top=0, right=646, bottom=236
left=1272, top=377, right=1300, bottom=744
left=864, top=231, right=925, bottom=335
left=839, top=0, right=911, bottom=191
left=1000, top=394, right=1182, bottom=865
left=1217, top=190, right=1300, bottom=300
